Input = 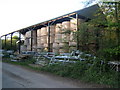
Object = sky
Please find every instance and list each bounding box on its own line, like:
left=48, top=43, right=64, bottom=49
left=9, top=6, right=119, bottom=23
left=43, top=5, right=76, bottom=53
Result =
left=0, top=0, right=93, bottom=37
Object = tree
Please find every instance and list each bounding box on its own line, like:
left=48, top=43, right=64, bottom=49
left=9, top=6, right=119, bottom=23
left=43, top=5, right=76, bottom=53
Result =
left=2, top=35, right=19, bottom=51
left=12, top=36, right=19, bottom=40
left=73, top=0, right=120, bottom=59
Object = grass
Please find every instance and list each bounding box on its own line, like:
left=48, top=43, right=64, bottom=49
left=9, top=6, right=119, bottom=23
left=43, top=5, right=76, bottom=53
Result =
left=2, top=57, right=41, bottom=71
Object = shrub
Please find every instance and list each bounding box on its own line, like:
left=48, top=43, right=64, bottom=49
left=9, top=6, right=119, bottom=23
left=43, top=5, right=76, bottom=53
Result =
left=102, top=46, right=120, bottom=61
left=41, top=57, right=120, bottom=88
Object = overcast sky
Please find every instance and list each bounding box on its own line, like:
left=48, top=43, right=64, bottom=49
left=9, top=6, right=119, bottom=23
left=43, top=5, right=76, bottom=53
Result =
left=0, top=0, right=93, bottom=37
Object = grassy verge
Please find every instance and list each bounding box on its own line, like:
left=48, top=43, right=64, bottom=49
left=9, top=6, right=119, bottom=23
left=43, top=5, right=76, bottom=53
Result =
left=2, top=57, right=41, bottom=71
left=2, top=57, right=119, bottom=88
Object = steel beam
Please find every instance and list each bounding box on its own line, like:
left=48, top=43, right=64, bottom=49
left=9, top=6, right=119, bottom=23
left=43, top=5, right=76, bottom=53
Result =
left=31, top=31, right=33, bottom=51
left=35, top=30, right=37, bottom=52
left=5, top=35, right=7, bottom=48
left=10, top=33, right=13, bottom=49
left=47, top=23, right=51, bottom=52
left=18, top=32, right=21, bottom=54
left=76, top=13, right=79, bottom=50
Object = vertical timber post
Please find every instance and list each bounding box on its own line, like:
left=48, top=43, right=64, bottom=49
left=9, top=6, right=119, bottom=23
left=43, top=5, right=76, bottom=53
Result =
left=31, top=30, right=33, bottom=51
left=48, top=23, right=51, bottom=52
left=18, top=32, right=21, bottom=54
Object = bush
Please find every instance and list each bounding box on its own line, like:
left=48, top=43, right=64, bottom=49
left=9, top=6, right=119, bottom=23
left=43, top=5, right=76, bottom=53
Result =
left=41, top=61, right=90, bottom=78
left=102, top=46, right=120, bottom=61
left=41, top=57, right=120, bottom=88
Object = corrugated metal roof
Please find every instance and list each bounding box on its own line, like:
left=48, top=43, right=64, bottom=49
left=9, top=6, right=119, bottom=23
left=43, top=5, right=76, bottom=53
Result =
left=76, top=4, right=100, bottom=19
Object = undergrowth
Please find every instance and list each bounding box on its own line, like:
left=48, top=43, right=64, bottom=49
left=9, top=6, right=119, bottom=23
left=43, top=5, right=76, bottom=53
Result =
left=40, top=59, right=120, bottom=88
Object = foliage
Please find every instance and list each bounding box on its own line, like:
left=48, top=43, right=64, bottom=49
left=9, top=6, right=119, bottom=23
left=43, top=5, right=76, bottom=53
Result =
left=12, top=36, right=19, bottom=40
left=41, top=61, right=89, bottom=78
left=102, top=46, right=120, bottom=61
left=40, top=58, right=120, bottom=88
left=2, top=35, right=19, bottom=51
left=71, top=1, right=120, bottom=56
